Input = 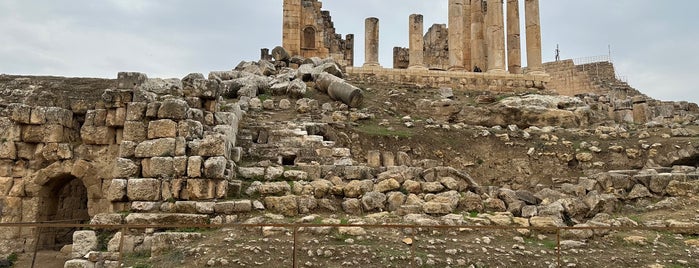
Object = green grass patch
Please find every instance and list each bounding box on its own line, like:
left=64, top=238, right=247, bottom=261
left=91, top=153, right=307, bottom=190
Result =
left=122, top=251, right=152, bottom=268
left=258, top=93, right=271, bottom=102
left=357, top=124, right=412, bottom=138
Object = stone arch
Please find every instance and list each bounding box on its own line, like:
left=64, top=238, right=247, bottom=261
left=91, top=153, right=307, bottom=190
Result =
left=302, top=26, right=317, bottom=49
left=36, top=174, right=90, bottom=250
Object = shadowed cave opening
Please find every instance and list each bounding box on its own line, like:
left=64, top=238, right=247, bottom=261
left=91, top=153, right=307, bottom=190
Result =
left=37, top=175, right=89, bottom=250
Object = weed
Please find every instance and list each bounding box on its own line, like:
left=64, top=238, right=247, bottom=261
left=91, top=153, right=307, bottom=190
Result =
left=258, top=93, right=271, bottom=102
left=287, top=181, right=295, bottom=189
left=340, top=218, right=349, bottom=225
left=0, top=138, right=7, bottom=143
left=475, top=158, right=484, bottom=165
left=468, top=211, right=479, bottom=218
left=312, top=217, right=324, bottom=224
left=123, top=251, right=152, bottom=268
left=96, top=230, right=117, bottom=251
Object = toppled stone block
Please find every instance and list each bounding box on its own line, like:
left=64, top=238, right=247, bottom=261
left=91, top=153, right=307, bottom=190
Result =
left=265, top=195, right=298, bottom=217
left=72, top=230, right=97, bottom=258
left=259, top=182, right=292, bottom=196
left=80, top=126, right=114, bottom=145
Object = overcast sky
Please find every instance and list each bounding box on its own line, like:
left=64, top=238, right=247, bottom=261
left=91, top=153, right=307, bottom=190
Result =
left=1, top=0, right=697, bottom=103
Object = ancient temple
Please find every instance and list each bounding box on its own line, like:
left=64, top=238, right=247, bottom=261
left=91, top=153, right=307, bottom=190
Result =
left=392, top=0, right=544, bottom=75
left=282, top=0, right=354, bottom=67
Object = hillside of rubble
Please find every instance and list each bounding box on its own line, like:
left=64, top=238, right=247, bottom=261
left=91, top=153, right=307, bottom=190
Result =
left=2, top=52, right=699, bottom=267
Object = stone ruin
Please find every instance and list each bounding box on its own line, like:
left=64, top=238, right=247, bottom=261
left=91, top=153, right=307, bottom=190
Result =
left=1, top=1, right=699, bottom=267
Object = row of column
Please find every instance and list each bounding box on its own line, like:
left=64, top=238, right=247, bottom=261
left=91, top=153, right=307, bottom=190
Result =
left=363, top=0, right=544, bottom=74
left=452, top=0, right=543, bottom=74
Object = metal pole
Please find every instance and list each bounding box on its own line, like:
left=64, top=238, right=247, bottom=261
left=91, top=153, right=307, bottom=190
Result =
left=556, top=228, right=561, bottom=267
left=292, top=226, right=298, bottom=268
left=30, top=226, right=41, bottom=268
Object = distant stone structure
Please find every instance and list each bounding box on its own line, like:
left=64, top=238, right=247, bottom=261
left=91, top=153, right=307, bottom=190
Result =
left=281, top=0, right=354, bottom=67
left=351, top=0, right=549, bottom=91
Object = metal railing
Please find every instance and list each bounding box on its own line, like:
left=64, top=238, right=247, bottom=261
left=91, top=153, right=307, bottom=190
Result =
left=2, top=221, right=698, bottom=268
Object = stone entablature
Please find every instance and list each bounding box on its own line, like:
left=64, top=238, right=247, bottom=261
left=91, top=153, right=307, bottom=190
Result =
left=346, top=66, right=549, bottom=91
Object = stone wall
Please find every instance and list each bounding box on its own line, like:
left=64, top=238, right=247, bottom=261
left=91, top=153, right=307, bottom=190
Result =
left=346, top=67, right=549, bottom=91
left=543, top=59, right=604, bottom=97
left=0, top=72, right=243, bottom=254
left=423, top=24, right=450, bottom=70
left=282, top=0, right=354, bottom=66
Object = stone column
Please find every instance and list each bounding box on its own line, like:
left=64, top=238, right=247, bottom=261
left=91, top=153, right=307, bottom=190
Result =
left=363, top=17, right=381, bottom=68
left=408, top=14, right=427, bottom=70
left=282, top=0, right=302, bottom=56
left=470, top=0, right=486, bottom=72
left=448, top=0, right=465, bottom=71
left=463, top=1, right=472, bottom=71
left=507, top=0, right=522, bottom=74
left=486, top=0, right=506, bottom=74
left=525, top=0, right=544, bottom=74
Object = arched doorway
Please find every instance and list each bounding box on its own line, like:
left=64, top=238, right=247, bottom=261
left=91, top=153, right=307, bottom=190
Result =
left=37, top=175, right=89, bottom=250
left=302, top=26, right=316, bottom=49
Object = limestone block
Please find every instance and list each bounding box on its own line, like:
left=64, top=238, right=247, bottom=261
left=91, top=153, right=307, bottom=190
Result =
left=64, top=259, right=95, bottom=268
left=361, top=191, right=386, bottom=211
left=135, top=138, right=176, bottom=158
left=264, top=196, right=298, bottom=216
left=142, top=157, right=175, bottom=178
left=146, top=102, right=161, bottom=118
left=158, top=99, right=189, bottom=120
left=382, top=151, right=395, bottom=167
left=173, top=156, right=187, bottom=176
left=204, top=156, right=227, bottom=179
left=187, top=156, right=202, bottom=177
left=117, top=72, right=147, bottom=89
left=124, top=213, right=208, bottom=225
left=375, top=178, right=400, bottom=193
left=118, top=141, right=137, bottom=158
left=396, top=152, right=411, bottom=166
left=9, top=103, right=31, bottom=124
left=148, top=119, right=177, bottom=139
left=402, top=180, right=422, bottom=194
left=342, top=198, right=363, bottom=215
left=23, top=124, right=65, bottom=143
left=367, top=150, right=381, bottom=167
left=238, top=167, right=265, bottom=179
left=80, top=125, right=114, bottom=145
left=188, top=134, right=228, bottom=157
left=195, top=202, right=215, bottom=214
left=123, top=121, right=147, bottom=142
left=30, top=107, right=46, bottom=124
left=127, top=178, right=161, bottom=201
left=214, top=200, right=253, bottom=214
left=106, top=108, right=126, bottom=127
left=0, top=118, right=21, bottom=142
left=259, top=181, right=292, bottom=196
left=422, top=181, right=445, bottom=193
left=265, top=166, right=284, bottom=181
left=216, top=180, right=228, bottom=199
left=0, top=177, right=13, bottom=195
left=185, top=179, right=216, bottom=200
left=177, top=120, right=204, bottom=140
left=343, top=180, right=374, bottom=198
left=8, top=178, right=24, bottom=197
left=0, top=141, right=16, bottom=160
left=175, top=136, right=187, bottom=156
left=423, top=201, right=453, bottom=215
left=214, top=112, right=239, bottom=126
left=174, top=201, right=197, bottom=213
left=107, top=179, right=127, bottom=202
left=126, top=102, right=147, bottom=121
left=72, top=230, right=97, bottom=258
left=113, top=158, right=140, bottom=178
left=131, top=201, right=160, bottom=212
left=92, top=109, right=107, bottom=126
left=283, top=170, right=308, bottom=181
